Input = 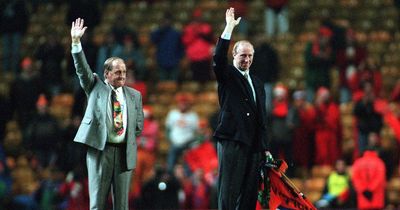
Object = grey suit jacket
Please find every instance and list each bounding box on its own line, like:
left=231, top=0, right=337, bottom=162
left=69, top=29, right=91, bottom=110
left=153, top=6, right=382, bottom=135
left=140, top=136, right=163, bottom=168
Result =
left=72, top=51, right=144, bottom=170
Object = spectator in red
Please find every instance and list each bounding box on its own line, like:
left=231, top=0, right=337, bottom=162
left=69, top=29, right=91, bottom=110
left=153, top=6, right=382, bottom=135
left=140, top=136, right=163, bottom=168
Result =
left=173, top=163, right=193, bottom=209
left=184, top=119, right=218, bottom=176
left=190, top=169, right=211, bottom=209
left=351, top=149, right=386, bottom=210
left=292, top=90, right=316, bottom=170
left=367, top=132, right=395, bottom=179
left=182, top=8, right=214, bottom=83
left=390, top=79, right=400, bottom=102
left=335, top=28, right=367, bottom=104
left=58, top=168, right=89, bottom=210
left=314, top=87, right=341, bottom=166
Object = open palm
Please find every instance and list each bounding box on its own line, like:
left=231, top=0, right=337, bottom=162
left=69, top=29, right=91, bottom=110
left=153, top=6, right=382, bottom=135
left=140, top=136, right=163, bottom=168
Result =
left=71, top=18, right=87, bottom=43
left=225, top=7, right=241, bottom=27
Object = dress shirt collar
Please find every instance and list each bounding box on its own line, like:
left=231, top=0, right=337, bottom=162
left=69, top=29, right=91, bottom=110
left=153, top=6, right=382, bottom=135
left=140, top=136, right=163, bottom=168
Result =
left=234, top=66, right=250, bottom=77
left=105, top=80, right=123, bottom=94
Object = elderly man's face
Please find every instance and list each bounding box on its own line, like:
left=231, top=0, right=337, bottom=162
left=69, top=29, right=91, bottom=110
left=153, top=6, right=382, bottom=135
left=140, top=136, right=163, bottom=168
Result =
left=233, top=43, right=254, bottom=71
left=105, top=60, right=127, bottom=88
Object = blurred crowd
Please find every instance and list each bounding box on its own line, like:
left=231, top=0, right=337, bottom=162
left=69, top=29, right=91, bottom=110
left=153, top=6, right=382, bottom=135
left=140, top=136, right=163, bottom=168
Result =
left=0, top=0, right=400, bottom=209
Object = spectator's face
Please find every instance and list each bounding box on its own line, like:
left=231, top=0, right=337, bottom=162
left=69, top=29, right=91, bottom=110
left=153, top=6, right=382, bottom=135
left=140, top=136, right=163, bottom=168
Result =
left=294, top=98, right=305, bottom=107
left=36, top=104, right=48, bottom=114
left=178, top=101, right=190, bottom=112
left=335, top=160, right=346, bottom=174
left=173, top=164, right=185, bottom=179
left=233, top=43, right=254, bottom=71
left=368, top=132, right=379, bottom=147
left=316, top=89, right=330, bottom=104
left=319, top=36, right=330, bottom=47
left=105, top=60, right=127, bottom=88
left=363, top=82, right=374, bottom=99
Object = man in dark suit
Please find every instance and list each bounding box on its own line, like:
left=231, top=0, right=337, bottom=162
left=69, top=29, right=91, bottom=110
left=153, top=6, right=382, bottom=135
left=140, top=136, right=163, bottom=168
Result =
left=213, top=8, right=270, bottom=210
left=70, top=18, right=144, bottom=210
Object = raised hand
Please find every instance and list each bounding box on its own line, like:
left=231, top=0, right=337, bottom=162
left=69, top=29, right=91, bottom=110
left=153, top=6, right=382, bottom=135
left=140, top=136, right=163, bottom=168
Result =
left=225, top=7, right=241, bottom=28
left=71, top=18, right=87, bottom=44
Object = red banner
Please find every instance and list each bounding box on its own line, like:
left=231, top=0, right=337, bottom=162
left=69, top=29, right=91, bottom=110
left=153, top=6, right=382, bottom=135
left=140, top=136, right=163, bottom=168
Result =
left=268, top=167, right=316, bottom=210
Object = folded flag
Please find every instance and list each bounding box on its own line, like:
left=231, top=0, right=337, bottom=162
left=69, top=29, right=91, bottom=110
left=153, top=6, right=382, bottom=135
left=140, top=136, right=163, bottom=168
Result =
left=259, top=159, right=316, bottom=210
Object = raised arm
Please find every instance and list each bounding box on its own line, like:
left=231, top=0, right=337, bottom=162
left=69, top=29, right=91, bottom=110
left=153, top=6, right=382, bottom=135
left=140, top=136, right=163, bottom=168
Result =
left=71, top=18, right=87, bottom=44
left=221, top=7, right=241, bottom=39
left=70, top=18, right=95, bottom=93
left=213, top=8, right=241, bottom=82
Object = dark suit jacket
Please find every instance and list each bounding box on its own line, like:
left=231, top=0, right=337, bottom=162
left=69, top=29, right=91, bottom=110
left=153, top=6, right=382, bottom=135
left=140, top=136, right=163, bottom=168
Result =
left=72, top=51, right=144, bottom=170
left=212, top=38, right=269, bottom=151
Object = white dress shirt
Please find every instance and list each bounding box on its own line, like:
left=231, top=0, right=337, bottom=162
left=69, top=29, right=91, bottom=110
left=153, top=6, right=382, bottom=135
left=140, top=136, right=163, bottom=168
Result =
left=106, top=84, right=128, bottom=143
left=236, top=68, right=256, bottom=102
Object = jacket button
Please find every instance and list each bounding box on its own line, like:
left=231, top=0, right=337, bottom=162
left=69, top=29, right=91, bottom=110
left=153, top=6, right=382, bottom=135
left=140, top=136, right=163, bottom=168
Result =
left=247, top=113, right=250, bottom=116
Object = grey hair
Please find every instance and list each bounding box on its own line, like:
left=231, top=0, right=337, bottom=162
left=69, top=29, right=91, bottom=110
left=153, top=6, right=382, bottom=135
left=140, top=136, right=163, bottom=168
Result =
left=232, top=40, right=254, bottom=55
left=103, top=57, right=124, bottom=77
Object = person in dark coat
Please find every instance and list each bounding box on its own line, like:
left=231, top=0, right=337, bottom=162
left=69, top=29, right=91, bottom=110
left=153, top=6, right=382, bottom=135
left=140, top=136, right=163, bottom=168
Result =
left=213, top=8, right=270, bottom=210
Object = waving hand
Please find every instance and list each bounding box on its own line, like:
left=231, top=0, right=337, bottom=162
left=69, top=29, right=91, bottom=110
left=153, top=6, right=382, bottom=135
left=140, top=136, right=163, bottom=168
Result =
left=225, top=7, right=241, bottom=28
left=71, top=18, right=87, bottom=44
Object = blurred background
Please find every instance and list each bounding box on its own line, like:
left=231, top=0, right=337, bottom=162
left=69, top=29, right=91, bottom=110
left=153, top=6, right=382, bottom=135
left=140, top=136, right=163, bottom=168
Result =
left=0, top=0, right=399, bottom=209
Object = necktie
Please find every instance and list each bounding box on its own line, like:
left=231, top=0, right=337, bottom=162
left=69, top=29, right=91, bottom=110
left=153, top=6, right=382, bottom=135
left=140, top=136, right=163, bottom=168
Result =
left=244, top=72, right=249, bottom=79
left=112, top=90, right=124, bottom=135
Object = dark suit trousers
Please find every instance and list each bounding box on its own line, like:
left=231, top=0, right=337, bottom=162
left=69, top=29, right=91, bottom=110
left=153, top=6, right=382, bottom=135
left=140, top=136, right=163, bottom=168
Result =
left=217, top=140, right=262, bottom=210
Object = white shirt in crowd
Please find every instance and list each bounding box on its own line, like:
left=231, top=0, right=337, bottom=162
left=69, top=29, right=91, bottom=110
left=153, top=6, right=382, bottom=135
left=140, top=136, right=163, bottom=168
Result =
left=165, top=109, right=199, bottom=147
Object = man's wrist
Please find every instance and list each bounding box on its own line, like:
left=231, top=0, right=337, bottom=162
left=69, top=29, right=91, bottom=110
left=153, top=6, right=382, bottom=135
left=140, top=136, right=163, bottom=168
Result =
left=225, top=24, right=235, bottom=32
left=71, top=42, right=82, bottom=53
left=71, top=38, right=81, bottom=45
left=221, top=32, right=231, bottom=40
left=221, top=25, right=235, bottom=40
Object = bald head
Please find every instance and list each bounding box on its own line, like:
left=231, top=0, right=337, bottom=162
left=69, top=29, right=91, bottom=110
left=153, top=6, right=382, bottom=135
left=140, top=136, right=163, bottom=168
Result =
left=232, top=40, right=254, bottom=71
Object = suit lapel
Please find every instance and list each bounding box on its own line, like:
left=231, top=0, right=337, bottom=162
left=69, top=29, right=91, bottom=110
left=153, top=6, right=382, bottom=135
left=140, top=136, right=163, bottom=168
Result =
left=247, top=80, right=258, bottom=111
left=123, top=87, right=135, bottom=118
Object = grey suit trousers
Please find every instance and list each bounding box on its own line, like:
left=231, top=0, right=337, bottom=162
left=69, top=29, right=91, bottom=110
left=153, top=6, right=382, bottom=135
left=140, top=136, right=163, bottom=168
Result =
left=87, top=143, right=132, bottom=210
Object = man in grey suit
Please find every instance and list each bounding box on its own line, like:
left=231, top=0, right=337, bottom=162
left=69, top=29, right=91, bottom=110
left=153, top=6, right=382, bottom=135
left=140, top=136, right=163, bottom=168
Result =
left=70, top=18, right=144, bottom=210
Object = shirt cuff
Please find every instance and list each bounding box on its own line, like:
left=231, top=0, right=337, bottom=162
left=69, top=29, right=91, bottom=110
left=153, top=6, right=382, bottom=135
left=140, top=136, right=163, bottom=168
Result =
left=221, top=32, right=231, bottom=40
left=71, top=43, right=82, bottom=53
